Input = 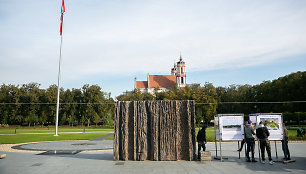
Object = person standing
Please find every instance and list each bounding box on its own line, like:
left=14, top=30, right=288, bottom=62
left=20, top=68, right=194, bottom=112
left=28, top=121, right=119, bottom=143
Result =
left=282, top=123, right=291, bottom=160
left=244, top=120, right=257, bottom=162
left=238, top=121, right=248, bottom=152
left=197, top=125, right=207, bottom=160
left=256, top=121, right=274, bottom=165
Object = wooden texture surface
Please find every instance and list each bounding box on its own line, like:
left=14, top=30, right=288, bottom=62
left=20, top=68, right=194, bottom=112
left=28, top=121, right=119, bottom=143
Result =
left=200, top=151, right=212, bottom=161
left=114, top=100, right=196, bottom=161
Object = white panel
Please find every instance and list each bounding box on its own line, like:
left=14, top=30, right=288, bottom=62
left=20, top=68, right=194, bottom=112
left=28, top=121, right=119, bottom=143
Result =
left=255, top=114, right=283, bottom=140
left=215, top=114, right=244, bottom=141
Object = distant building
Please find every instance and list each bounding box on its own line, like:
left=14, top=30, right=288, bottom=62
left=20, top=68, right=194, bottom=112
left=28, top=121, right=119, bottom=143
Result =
left=135, top=55, right=187, bottom=94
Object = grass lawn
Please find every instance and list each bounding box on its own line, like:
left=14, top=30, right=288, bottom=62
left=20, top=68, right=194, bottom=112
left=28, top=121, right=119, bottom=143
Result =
left=0, top=133, right=109, bottom=144
left=105, top=135, right=114, bottom=140
left=0, top=126, right=113, bottom=144
left=288, top=129, right=306, bottom=141
left=1, top=127, right=305, bottom=144
left=0, top=127, right=114, bottom=134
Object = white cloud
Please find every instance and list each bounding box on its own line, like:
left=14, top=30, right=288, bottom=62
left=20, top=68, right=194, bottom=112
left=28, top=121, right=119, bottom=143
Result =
left=0, top=0, right=306, bottom=90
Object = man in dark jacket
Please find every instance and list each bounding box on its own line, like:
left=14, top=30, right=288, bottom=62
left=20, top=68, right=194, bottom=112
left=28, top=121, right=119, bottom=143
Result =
left=197, top=125, right=207, bottom=160
left=256, top=121, right=274, bottom=165
left=244, top=120, right=257, bottom=162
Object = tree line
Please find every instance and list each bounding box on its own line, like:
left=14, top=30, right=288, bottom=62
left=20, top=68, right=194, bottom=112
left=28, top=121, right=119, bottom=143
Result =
left=0, top=83, right=114, bottom=127
left=1, top=71, right=305, bottom=126
left=117, top=71, right=306, bottom=125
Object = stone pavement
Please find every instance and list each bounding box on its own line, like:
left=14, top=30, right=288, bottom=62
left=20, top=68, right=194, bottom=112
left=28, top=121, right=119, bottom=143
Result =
left=0, top=142, right=306, bottom=174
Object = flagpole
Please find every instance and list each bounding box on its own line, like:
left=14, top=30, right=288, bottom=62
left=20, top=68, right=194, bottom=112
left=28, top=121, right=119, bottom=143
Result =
left=55, top=0, right=65, bottom=136
left=55, top=34, right=63, bottom=136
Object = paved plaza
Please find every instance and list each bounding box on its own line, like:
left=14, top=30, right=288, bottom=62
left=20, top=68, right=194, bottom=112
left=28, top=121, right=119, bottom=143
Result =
left=1, top=141, right=306, bottom=174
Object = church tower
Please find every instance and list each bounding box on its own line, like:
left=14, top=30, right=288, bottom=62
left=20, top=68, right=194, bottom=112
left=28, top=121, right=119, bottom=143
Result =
left=171, top=63, right=177, bottom=75
left=176, top=55, right=186, bottom=87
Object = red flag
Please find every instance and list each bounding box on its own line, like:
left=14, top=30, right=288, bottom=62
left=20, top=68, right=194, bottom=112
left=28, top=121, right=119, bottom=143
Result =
left=60, top=0, right=65, bottom=35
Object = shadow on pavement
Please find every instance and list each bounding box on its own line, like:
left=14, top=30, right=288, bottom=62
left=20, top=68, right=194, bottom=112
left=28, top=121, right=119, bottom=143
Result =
left=74, top=152, right=114, bottom=161
left=218, top=156, right=306, bottom=172
left=41, top=151, right=114, bottom=161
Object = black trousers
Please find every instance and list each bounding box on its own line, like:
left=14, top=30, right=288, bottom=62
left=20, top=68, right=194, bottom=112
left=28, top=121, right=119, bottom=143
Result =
left=259, top=139, right=272, bottom=161
left=197, top=141, right=206, bottom=159
left=239, top=139, right=245, bottom=151
left=282, top=140, right=290, bottom=159
left=246, top=138, right=255, bottom=160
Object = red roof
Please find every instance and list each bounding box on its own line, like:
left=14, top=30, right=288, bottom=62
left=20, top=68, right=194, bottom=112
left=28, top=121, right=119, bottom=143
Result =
left=148, top=75, right=176, bottom=88
left=135, top=81, right=148, bottom=88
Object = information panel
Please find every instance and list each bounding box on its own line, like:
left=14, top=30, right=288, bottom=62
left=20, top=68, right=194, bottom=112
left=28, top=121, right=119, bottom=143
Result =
left=255, top=114, right=283, bottom=140
left=249, top=115, right=257, bottom=125
left=215, top=114, right=244, bottom=141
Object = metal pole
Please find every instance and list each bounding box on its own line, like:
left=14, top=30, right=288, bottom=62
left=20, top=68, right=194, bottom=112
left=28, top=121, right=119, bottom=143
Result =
left=215, top=120, right=218, bottom=157
left=245, top=139, right=247, bottom=159
left=215, top=138, right=218, bottom=157
left=238, top=141, right=240, bottom=159
left=275, top=140, right=278, bottom=160
left=258, top=140, right=261, bottom=162
left=219, top=114, right=222, bottom=162
left=219, top=133, right=222, bottom=162
left=55, top=35, right=63, bottom=136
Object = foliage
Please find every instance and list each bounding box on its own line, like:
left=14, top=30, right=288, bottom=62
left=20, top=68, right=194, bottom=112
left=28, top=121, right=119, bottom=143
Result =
left=116, top=83, right=218, bottom=125
left=216, top=71, right=306, bottom=118
left=117, top=71, right=306, bottom=123
left=1, top=71, right=305, bottom=126
left=0, top=84, right=114, bottom=127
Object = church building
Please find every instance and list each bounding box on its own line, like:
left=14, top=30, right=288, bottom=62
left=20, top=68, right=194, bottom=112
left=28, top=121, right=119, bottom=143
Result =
left=135, top=55, right=186, bottom=94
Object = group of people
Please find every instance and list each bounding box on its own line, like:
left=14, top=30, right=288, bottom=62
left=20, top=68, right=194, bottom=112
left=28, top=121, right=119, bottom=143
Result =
left=240, top=120, right=290, bottom=164
left=197, top=121, right=291, bottom=164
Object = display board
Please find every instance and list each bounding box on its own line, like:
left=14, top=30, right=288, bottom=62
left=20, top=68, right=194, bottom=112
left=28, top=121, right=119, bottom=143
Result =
left=252, top=113, right=283, bottom=140
left=249, top=115, right=257, bottom=125
left=248, top=115, right=258, bottom=140
left=215, top=114, right=244, bottom=141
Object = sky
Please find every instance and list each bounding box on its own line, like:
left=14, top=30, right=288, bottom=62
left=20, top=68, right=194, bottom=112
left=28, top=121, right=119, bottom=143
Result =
left=0, top=0, right=305, bottom=98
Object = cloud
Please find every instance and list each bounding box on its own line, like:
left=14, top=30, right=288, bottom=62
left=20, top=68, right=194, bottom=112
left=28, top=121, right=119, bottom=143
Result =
left=0, top=0, right=306, bottom=90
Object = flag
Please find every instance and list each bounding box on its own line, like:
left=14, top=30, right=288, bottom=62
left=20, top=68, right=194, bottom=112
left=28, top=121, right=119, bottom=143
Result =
left=60, top=0, right=65, bottom=35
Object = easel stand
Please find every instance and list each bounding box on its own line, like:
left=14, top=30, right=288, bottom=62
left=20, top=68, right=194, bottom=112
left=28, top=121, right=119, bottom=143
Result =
left=214, top=116, right=228, bottom=162
left=272, top=140, right=296, bottom=164
left=238, top=141, right=240, bottom=159
left=214, top=138, right=229, bottom=161
left=258, top=140, right=261, bottom=162
left=274, top=140, right=279, bottom=161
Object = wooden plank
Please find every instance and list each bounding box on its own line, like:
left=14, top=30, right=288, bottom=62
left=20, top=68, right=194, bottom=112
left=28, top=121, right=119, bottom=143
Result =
left=200, top=151, right=212, bottom=161
left=283, top=159, right=296, bottom=164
